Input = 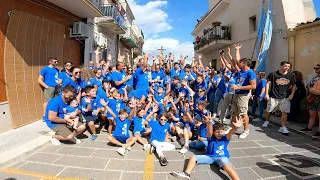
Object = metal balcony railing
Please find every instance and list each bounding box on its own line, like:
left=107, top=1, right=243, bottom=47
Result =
left=88, top=0, right=104, bottom=13
left=100, top=4, right=125, bottom=29
left=194, top=25, right=231, bottom=51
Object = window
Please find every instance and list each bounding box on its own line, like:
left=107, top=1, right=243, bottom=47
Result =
left=249, top=15, right=257, bottom=33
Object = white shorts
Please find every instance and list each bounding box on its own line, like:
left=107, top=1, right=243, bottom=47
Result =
left=266, top=98, right=291, bottom=113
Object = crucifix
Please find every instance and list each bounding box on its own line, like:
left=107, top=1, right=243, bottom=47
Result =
left=157, top=46, right=166, bottom=61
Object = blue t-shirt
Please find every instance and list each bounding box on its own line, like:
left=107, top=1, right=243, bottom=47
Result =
left=134, top=67, right=149, bottom=90
left=96, top=87, right=108, bottom=101
left=194, top=94, right=206, bottom=109
left=44, top=95, right=67, bottom=128
left=198, top=123, right=208, bottom=138
left=128, top=89, right=148, bottom=100
left=91, top=77, right=103, bottom=88
left=111, top=71, right=126, bottom=94
left=149, top=120, right=170, bottom=142
left=113, top=117, right=131, bottom=138
left=88, top=65, right=95, bottom=70
left=65, top=105, right=79, bottom=114
left=255, top=79, right=267, bottom=99
left=40, top=66, right=59, bottom=87
left=170, top=68, right=180, bottom=78
left=126, top=73, right=134, bottom=86
left=206, top=135, right=230, bottom=158
left=62, top=78, right=82, bottom=94
left=106, top=98, right=117, bottom=118
left=152, top=71, right=164, bottom=81
left=58, top=72, right=71, bottom=83
left=133, top=115, right=147, bottom=133
left=235, top=69, right=256, bottom=94
left=104, top=72, right=112, bottom=82
left=179, top=69, right=193, bottom=82
left=81, top=96, right=102, bottom=116
left=194, top=81, right=207, bottom=93
left=217, top=70, right=231, bottom=94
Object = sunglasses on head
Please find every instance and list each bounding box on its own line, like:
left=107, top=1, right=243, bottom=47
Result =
left=314, top=67, right=320, bottom=70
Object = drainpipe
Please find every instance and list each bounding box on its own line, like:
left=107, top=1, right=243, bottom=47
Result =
left=287, top=29, right=296, bottom=70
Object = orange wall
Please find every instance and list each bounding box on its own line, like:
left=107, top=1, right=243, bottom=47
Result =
left=0, top=0, right=82, bottom=127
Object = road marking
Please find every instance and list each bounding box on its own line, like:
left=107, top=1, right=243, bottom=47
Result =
left=0, top=168, right=87, bottom=180
left=143, top=150, right=155, bottom=180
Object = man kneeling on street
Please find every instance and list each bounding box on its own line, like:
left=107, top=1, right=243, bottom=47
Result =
left=44, top=85, right=86, bottom=145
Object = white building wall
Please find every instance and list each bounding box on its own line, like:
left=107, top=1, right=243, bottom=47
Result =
left=194, top=0, right=316, bottom=73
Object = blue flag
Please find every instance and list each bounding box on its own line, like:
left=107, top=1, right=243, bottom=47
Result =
left=257, top=0, right=273, bottom=72
left=255, top=3, right=266, bottom=58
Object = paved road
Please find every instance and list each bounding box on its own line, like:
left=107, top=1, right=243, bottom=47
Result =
left=1, top=122, right=320, bottom=180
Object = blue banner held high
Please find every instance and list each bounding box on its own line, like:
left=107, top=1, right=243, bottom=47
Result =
left=257, top=0, right=273, bottom=72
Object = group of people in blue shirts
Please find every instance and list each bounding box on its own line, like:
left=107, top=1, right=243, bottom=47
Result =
left=42, top=44, right=268, bottom=179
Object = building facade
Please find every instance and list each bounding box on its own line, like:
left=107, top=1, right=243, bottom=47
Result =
left=192, top=0, right=316, bottom=72
left=288, top=18, right=320, bottom=83
left=0, top=0, right=143, bottom=133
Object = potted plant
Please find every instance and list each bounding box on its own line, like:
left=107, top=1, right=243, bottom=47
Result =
left=212, top=21, right=221, bottom=27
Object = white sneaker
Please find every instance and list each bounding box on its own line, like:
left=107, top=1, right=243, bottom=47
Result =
left=179, top=146, right=189, bottom=154
left=179, top=139, right=185, bottom=146
left=116, top=148, right=126, bottom=156
left=50, top=136, right=61, bottom=145
left=252, top=118, right=262, bottom=122
left=143, top=144, right=151, bottom=151
left=224, top=126, right=232, bottom=135
left=126, top=146, right=131, bottom=151
left=70, top=137, right=81, bottom=144
left=213, top=113, right=217, bottom=118
left=262, top=121, right=269, bottom=127
left=239, top=131, right=250, bottom=139
left=278, top=127, right=290, bottom=134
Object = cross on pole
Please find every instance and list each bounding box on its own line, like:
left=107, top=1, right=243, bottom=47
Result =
left=157, top=46, right=166, bottom=54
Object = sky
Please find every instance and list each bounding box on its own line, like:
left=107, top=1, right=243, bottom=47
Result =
left=127, top=0, right=320, bottom=62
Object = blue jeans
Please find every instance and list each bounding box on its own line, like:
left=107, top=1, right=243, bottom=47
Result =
left=189, top=140, right=208, bottom=150
left=213, top=89, right=224, bottom=114
left=251, top=96, right=264, bottom=119
left=207, top=91, right=215, bottom=111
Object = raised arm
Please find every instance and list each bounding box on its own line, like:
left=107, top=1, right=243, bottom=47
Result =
left=95, top=47, right=101, bottom=68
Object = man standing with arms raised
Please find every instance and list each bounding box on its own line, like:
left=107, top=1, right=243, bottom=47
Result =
left=230, top=44, right=256, bottom=139
left=262, top=61, right=296, bottom=135
left=38, top=57, right=59, bottom=117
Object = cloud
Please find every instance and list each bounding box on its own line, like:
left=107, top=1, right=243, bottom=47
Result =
left=127, top=0, right=172, bottom=36
left=143, top=38, right=194, bottom=64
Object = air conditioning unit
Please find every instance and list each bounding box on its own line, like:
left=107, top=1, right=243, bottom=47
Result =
left=69, top=22, right=89, bottom=39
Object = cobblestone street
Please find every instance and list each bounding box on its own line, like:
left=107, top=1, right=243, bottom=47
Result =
left=1, top=122, right=320, bottom=180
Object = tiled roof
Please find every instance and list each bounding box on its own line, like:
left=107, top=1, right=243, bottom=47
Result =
left=295, top=17, right=320, bottom=27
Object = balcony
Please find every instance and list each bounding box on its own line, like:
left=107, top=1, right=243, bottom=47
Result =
left=120, top=27, right=139, bottom=48
left=192, top=0, right=229, bottom=35
left=194, top=26, right=231, bottom=54
left=95, top=4, right=126, bottom=34
left=47, top=0, right=103, bottom=18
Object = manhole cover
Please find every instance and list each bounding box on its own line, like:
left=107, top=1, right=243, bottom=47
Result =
left=273, top=156, right=320, bottom=179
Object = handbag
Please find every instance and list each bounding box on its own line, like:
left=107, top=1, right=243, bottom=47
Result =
left=306, top=94, right=317, bottom=104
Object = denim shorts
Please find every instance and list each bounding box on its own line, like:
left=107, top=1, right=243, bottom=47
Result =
left=134, top=129, right=146, bottom=136
left=195, top=155, right=231, bottom=168
left=114, top=136, right=129, bottom=143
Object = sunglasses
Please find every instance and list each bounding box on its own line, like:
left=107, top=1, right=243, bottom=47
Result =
left=160, top=118, right=168, bottom=121
left=198, top=90, right=204, bottom=93
left=314, top=67, right=320, bottom=70
left=75, top=71, right=81, bottom=74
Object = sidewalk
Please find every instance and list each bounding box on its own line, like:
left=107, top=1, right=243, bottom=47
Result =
left=0, top=120, right=52, bottom=167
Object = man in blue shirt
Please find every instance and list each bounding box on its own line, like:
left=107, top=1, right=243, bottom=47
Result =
left=230, top=53, right=256, bottom=139
left=44, top=85, right=86, bottom=145
left=134, top=53, right=150, bottom=92
left=38, top=57, right=60, bottom=117
left=111, top=62, right=132, bottom=94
